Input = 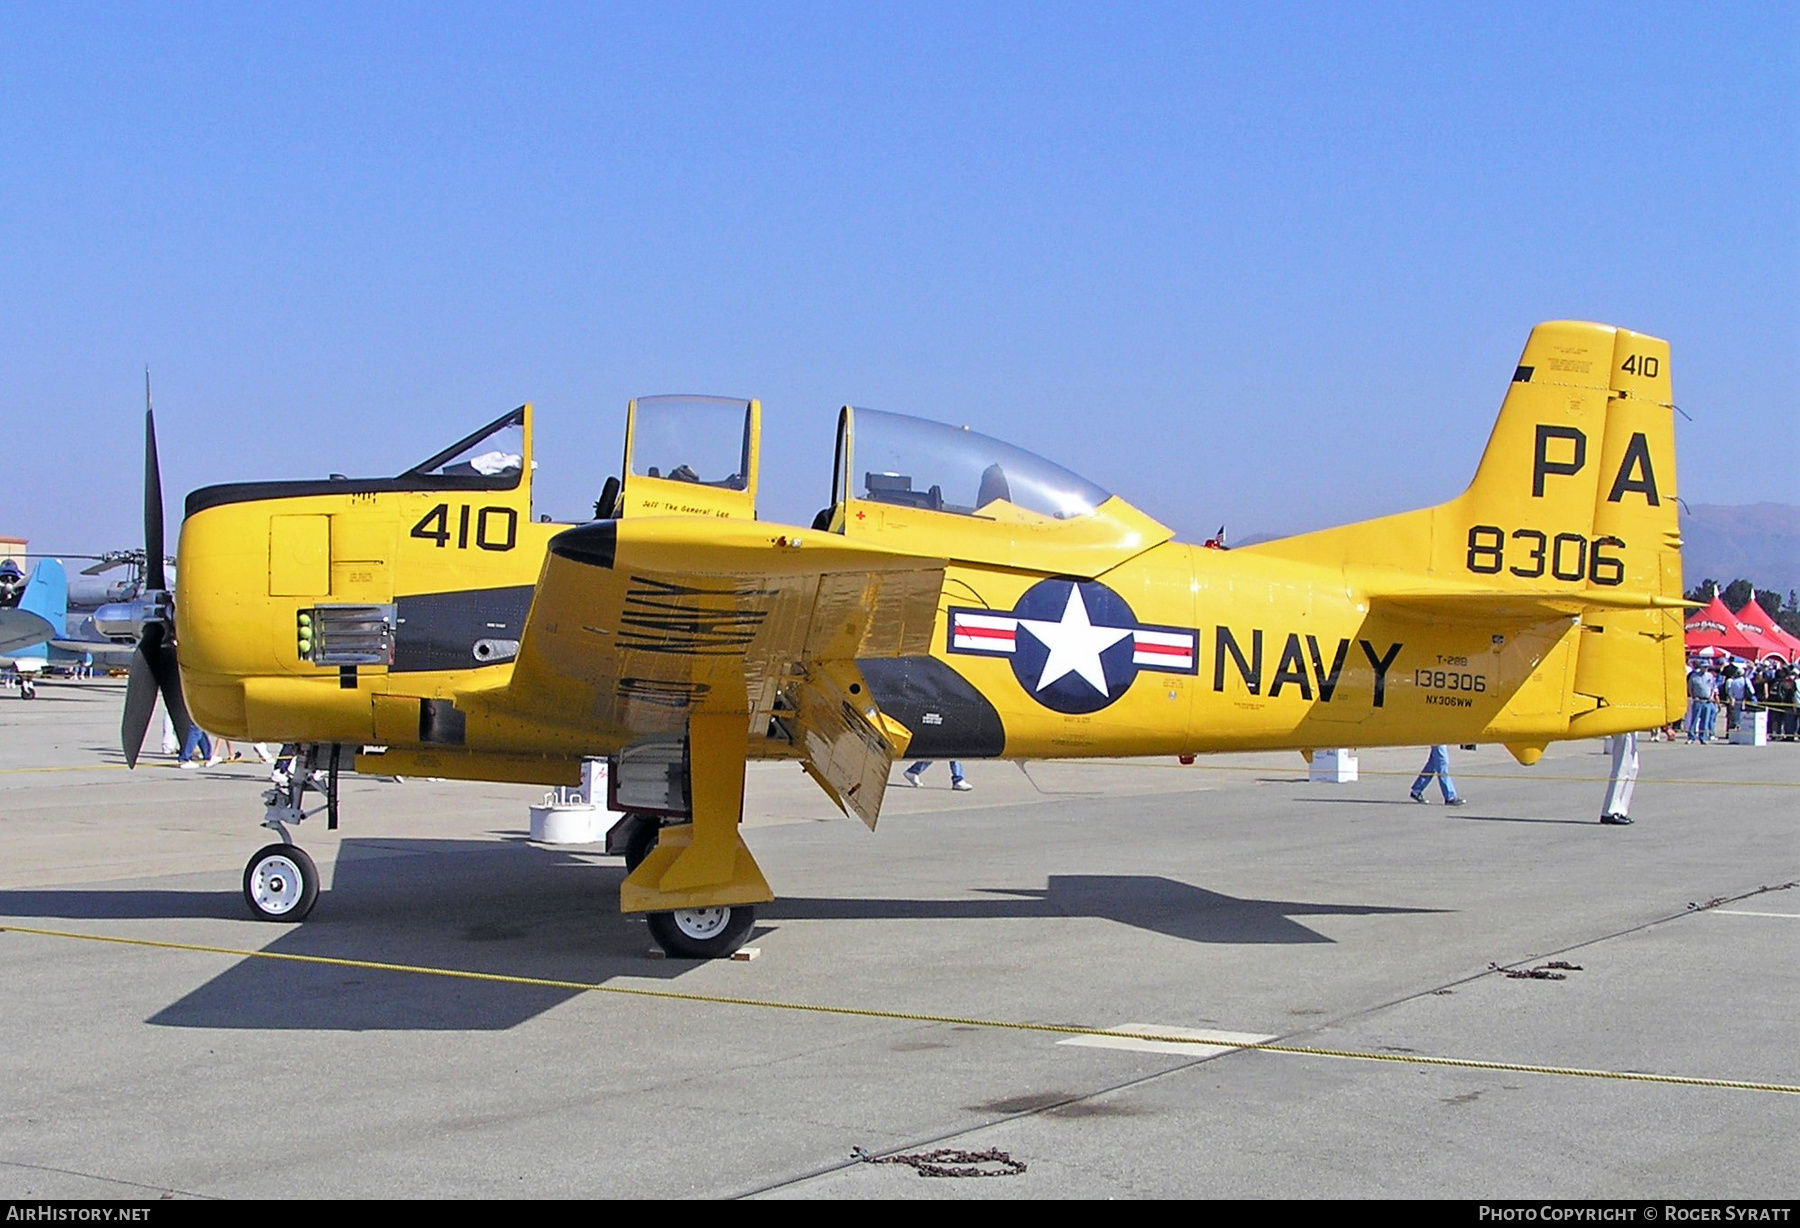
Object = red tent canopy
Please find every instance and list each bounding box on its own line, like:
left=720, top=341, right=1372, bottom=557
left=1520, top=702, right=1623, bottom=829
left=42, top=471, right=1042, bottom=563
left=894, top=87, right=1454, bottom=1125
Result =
left=1684, top=594, right=1768, bottom=660
left=1732, top=597, right=1800, bottom=663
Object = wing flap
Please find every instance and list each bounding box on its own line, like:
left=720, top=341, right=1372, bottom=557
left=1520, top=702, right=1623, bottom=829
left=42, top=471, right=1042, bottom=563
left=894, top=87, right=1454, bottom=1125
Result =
left=793, top=664, right=902, bottom=830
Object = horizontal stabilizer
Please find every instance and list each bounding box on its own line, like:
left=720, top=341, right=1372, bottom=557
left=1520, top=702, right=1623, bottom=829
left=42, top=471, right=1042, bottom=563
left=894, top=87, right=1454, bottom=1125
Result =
left=0, top=610, right=57, bottom=656
left=1378, top=588, right=1695, bottom=621
left=50, top=638, right=138, bottom=659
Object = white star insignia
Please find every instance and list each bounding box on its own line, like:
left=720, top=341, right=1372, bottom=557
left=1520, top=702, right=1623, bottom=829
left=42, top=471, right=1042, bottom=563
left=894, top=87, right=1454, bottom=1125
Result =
left=1016, top=585, right=1131, bottom=696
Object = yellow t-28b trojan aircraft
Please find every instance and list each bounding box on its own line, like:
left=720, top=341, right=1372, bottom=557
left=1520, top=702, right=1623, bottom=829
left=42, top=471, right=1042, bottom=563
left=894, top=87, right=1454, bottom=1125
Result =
left=129, top=320, right=1686, bottom=957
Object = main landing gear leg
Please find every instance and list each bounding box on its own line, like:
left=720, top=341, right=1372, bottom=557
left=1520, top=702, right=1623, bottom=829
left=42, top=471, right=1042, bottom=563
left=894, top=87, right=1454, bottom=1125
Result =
left=605, top=812, right=663, bottom=872
left=243, top=744, right=338, bottom=922
left=621, top=712, right=770, bottom=959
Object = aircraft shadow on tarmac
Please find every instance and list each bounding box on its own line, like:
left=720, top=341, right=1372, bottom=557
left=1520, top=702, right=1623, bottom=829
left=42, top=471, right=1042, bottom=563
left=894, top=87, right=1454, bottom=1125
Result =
left=0, top=840, right=1442, bottom=1032
left=769, top=875, right=1442, bottom=947
left=1, top=839, right=677, bottom=1032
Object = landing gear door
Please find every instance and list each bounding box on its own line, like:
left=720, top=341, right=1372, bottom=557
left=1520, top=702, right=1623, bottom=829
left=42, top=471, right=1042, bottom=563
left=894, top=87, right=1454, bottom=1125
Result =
left=620, top=396, right=760, bottom=521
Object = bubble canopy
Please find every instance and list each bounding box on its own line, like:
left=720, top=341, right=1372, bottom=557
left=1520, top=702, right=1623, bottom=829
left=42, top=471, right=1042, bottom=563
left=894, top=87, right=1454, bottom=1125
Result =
left=841, top=407, right=1111, bottom=521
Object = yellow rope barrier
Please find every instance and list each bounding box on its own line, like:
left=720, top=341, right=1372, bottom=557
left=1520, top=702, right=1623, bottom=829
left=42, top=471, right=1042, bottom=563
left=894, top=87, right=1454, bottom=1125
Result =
left=3, top=923, right=1795, bottom=1097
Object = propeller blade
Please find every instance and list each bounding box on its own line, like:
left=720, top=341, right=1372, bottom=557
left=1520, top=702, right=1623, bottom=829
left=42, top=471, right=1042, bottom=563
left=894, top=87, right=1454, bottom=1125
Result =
left=122, top=628, right=161, bottom=769
left=144, top=405, right=166, bottom=593
left=153, top=636, right=191, bottom=749
left=121, top=622, right=189, bottom=768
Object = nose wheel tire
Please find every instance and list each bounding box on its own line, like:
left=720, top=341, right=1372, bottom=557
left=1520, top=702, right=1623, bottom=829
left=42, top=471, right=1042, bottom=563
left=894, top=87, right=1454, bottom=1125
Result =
left=647, top=904, right=755, bottom=959
left=244, top=843, right=319, bottom=922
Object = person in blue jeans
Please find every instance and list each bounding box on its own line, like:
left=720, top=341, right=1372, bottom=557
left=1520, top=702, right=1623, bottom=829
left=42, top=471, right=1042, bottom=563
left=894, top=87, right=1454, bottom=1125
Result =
left=179, top=722, right=212, bottom=769
left=1685, top=666, right=1719, bottom=743
left=902, top=760, right=970, bottom=791
left=1409, top=745, right=1465, bottom=806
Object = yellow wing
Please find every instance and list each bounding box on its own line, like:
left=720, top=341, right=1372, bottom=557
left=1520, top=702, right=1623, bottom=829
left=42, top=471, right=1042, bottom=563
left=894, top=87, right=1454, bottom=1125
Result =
left=483, top=517, right=942, bottom=826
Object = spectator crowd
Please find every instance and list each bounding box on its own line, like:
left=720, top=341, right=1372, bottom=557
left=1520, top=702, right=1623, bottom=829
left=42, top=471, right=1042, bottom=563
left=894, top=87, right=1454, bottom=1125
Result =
left=1670, top=658, right=1799, bottom=743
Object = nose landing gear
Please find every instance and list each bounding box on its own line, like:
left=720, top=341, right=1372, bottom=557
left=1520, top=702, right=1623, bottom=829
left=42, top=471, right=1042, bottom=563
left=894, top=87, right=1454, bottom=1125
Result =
left=241, top=744, right=339, bottom=923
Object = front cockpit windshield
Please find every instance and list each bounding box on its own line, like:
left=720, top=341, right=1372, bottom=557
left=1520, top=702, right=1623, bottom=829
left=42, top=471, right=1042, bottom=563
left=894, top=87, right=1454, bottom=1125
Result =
left=846, top=408, right=1110, bottom=520
left=403, top=407, right=525, bottom=485
left=630, top=396, right=751, bottom=489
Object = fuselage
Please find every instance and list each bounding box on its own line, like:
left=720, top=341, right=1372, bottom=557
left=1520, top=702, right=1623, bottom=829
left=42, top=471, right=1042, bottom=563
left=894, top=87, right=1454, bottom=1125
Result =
left=178, top=495, right=1580, bottom=770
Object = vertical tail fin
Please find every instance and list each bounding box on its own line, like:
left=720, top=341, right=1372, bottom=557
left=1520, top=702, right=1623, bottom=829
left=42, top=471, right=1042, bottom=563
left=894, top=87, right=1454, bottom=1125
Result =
left=1448, top=322, right=1676, bottom=596
left=14, top=560, right=69, bottom=661
left=1454, top=323, right=1684, bottom=730
left=1244, top=321, right=1685, bottom=730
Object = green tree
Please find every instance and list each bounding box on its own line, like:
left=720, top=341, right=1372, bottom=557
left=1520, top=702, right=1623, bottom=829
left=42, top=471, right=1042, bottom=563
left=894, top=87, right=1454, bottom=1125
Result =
left=1779, top=591, right=1800, bottom=637
left=1684, top=577, right=1721, bottom=604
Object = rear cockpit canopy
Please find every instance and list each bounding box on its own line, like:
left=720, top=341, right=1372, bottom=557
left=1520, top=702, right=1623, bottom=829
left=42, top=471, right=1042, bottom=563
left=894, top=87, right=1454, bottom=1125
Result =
left=611, top=395, right=761, bottom=521
left=627, top=396, right=752, bottom=490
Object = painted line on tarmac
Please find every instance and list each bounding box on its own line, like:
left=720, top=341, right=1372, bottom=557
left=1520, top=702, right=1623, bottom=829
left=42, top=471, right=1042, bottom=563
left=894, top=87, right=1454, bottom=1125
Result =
left=0, top=761, right=283, bottom=775
left=4, top=922, right=1798, bottom=1097
left=1708, top=909, right=1800, bottom=919
left=1059, top=1023, right=1276, bottom=1056
left=0, top=763, right=137, bottom=774
left=0, top=762, right=258, bottom=774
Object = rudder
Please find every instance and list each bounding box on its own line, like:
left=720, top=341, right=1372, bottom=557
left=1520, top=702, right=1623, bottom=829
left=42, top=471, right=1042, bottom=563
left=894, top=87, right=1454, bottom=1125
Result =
left=1568, top=328, right=1684, bottom=732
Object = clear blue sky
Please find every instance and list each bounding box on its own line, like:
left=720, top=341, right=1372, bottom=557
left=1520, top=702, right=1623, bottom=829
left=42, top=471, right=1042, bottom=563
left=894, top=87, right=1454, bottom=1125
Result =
left=3, top=3, right=1794, bottom=551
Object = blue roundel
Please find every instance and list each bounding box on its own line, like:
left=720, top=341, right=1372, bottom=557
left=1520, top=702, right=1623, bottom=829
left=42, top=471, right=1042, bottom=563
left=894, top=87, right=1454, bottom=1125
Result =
left=947, top=577, right=1198, bottom=715
left=1007, top=578, right=1144, bottom=714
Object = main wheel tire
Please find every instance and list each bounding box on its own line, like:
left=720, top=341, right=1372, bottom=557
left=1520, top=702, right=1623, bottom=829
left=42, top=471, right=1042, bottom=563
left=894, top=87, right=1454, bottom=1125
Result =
left=620, top=814, right=660, bottom=872
left=647, top=904, right=755, bottom=959
left=243, top=843, right=319, bottom=922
